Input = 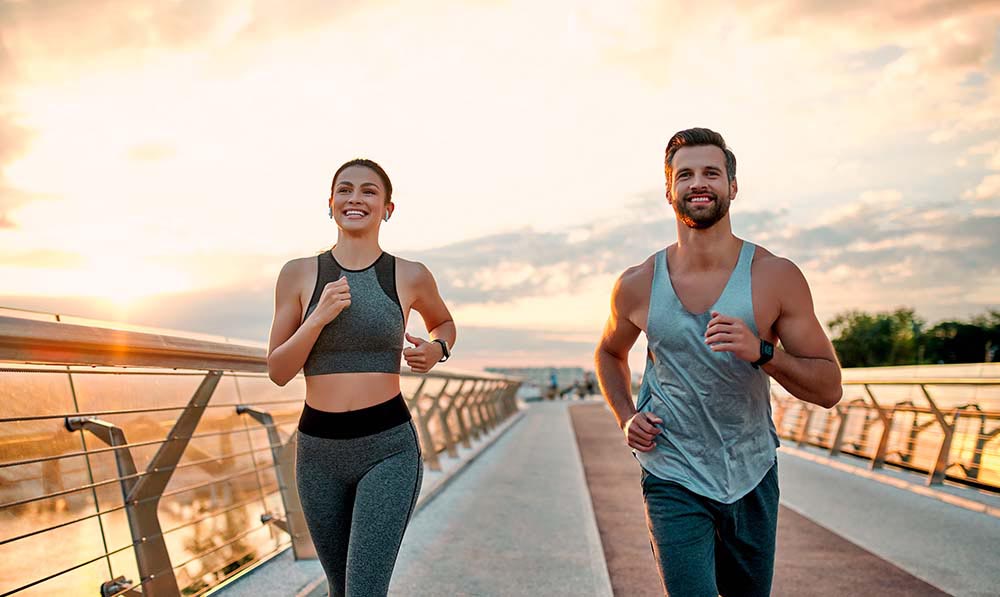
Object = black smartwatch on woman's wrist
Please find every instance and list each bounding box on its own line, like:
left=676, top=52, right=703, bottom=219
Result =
left=432, top=338, right=450, bottom=363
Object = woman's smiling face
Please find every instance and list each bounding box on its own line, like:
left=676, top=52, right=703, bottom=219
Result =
left=329, top=165, right=391, bottom=232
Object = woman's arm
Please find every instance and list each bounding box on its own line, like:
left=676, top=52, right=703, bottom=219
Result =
left=402, top=262, right=455, bottom=373
left=266, top=259, right=351, bottom=385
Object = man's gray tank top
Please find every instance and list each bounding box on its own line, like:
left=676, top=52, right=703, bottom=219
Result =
left=634, top=240, right=779, bottom=504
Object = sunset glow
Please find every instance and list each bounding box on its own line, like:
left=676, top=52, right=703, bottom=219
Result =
left=1, top=1, right=998, bottom=369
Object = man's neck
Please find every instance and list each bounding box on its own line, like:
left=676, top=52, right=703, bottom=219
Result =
left=332, top=232, right=383, bottom=270
left=672, top=218, right=740, bottom=272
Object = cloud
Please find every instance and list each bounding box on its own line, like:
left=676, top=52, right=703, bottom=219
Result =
left=1, top=1, right=230, bottom=59
left=126, top=143, right=176, bottom=162
left=0, top=115, right=37, bottom=218
left=966, top=140, right=1000, bottom=171
left=0, top=36, right=37, bottom=220
left=0, top=250, right=85, bottom=268
left=963, top=174, right=1000, bottom=200
left=0, top=0, right=364, bottom=82
left=410, top=191, right=999, bottom=329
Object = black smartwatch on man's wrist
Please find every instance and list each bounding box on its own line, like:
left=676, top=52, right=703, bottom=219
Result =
left=432, top=338, right=450, bottom=363
left=751, top=339, right=774, bottom=369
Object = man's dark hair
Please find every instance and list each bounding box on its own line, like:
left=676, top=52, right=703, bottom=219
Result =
left=664, top=128, right=737, bottom=184
left=331, top=158, right=393, bottom=204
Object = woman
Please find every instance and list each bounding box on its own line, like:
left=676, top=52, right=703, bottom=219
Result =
left=266, top=158, right=456, bottom=597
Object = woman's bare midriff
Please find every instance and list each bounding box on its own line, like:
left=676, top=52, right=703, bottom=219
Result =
left=305, top=372, right=402, bottom=412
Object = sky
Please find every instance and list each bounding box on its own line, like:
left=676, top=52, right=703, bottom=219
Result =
left=1, top=0, right=998, bottom=372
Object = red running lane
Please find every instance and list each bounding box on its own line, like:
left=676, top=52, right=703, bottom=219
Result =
left=569, top=403, right=949, bottom=597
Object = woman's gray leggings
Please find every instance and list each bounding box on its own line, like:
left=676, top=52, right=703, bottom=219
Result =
left=295, top=401, right=423, bottom=597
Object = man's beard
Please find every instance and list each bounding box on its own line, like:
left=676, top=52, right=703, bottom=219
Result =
left=675, top=191, right=731, bottom=229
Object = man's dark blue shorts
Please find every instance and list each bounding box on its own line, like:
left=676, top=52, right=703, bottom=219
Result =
left=641, top=462, right=779, bottom=597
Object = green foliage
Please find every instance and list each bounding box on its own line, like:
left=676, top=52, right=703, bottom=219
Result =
left=827, top=308, right=998, bottom=367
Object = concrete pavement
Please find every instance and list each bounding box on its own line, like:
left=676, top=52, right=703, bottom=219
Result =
left=389, top=401, right=613, bottom=596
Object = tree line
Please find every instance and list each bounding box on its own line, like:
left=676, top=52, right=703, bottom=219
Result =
left=826, top=308, right=1000, bottom=368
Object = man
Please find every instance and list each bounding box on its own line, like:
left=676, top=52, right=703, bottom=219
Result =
left=595, top=128, right=842, bottom=596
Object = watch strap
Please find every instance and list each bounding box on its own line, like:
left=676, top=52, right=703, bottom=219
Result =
left=751, top=339, right=774, bottom=369
left=432, top=338, right=450, bottom=362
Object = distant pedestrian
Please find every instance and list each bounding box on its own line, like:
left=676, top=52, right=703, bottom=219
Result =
left=584, top=371, right=597, bottom=396
left=595, top=128, right=842, bottom=596
left=267, top=159, right=456, bottom=596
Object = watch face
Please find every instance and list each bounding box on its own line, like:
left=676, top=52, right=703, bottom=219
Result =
left=763, top=342, right=774, bottom=357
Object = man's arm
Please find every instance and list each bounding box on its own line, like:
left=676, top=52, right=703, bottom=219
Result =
left=763, top=260, right=842, bottom=407
left=595, top=267, right=663, bottom=451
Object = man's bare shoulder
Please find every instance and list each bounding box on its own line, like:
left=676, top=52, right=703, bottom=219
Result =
left=751, top=244, right=807, bottom=285
left=614, top=253, right=657, bottom=306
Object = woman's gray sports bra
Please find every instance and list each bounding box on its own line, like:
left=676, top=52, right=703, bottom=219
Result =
left=302, top=251, right=404, bottom=376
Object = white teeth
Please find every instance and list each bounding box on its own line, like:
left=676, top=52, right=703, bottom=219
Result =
left=345, top=210, right=367, bottom=216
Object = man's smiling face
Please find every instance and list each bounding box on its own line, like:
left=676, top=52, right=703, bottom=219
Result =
left=667, top=144, right=736, bottom=230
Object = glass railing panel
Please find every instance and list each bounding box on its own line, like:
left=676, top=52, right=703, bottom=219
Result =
left=0, top=514, right=107, bottom=596
left=232, top=374, right=305, bottom=406
left=107, top=548, right=140, bottom=595
left=0, top=460, right=98, bottom=541
left=176, top=524, right=280, bottom=595
left=1, top=559, right=111, bottom=597
left=168, top=497, right=277, bottom=594
left=0, top=417, right=85, bottom=474
left=68, top=368, right=209, bottom=414
left=255, top=467, right=280, bottom=496
left=0, top=367, right=77, bottom=421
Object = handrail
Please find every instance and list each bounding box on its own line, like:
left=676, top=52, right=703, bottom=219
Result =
left=772, top=378, right=1000, bottom=490
left=0, top=315, right=267, bottom=371
left=841, top=378, right=1000, bottom=386
left=0, top=313, right=521, bottom=597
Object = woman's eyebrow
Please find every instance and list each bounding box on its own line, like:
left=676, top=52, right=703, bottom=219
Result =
left=336, top=181, right=381, bottom=190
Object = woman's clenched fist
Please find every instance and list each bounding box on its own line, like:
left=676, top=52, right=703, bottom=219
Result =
left=311, top=276, right=351, bottom=325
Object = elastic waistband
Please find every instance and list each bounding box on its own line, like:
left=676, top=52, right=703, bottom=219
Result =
left=297, top=393, right=411, bottom=439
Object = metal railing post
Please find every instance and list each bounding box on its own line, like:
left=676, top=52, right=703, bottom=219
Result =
left=818, top=409, right=837, bottom=448
left=235, top=405, right=315, bottom=559
left=462, top=382, right=488, bottom=442
left=66, top=371, right=222, bottom=597
left=453, top=380, right=480, bottom=448
left=500, top=383, right=519, bottom=419
left=902, top=407, right=935, bottom=465
left=961, top=406, right=1000, bottom=480
left=772, top=394, right=789, bottom=433
left=437, top=380, right=465, bottom=459
left=480, top=382, right=499, bottom=432
left=796, top=404, right=814, bottom=447
left=829, top=404, right=849, bottom=457
left=921, top=385, right=957, bottom=485
left=403, top=379, right=442, bottom=471
left=476, top=382, right=499, bottom=434
left=864, top=384, right=894, bottom=470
